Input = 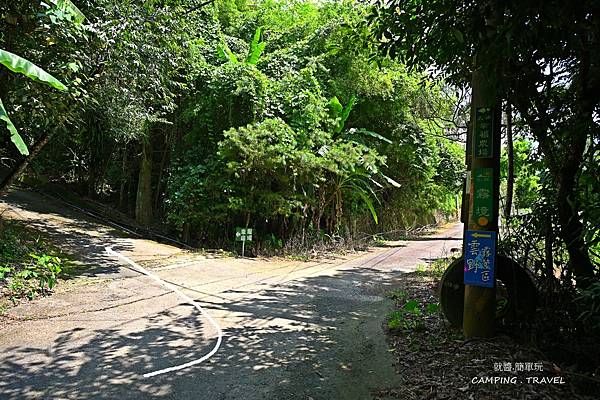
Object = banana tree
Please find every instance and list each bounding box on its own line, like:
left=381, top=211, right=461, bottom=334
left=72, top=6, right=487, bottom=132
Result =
left=0, top=0, right=83, bottom=156
left=218, top=27, right=266, bottom=66
left=0, top=49, right=67, bottom=155
left=324, top=95, right=400, bottom=225
left=48, top=0, right=85, bottom=24
left=328, top=95, right=356, bottom=134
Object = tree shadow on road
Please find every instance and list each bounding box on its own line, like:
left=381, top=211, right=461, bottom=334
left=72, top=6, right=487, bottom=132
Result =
left=1, top=189, right=137, bottom=278
left=0, top=266, right=406, bottom=399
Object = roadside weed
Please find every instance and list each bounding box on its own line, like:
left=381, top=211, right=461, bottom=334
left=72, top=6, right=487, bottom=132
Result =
left=1, top=221, right=65, bottom=303
left=387, top=297, right=440, bottom=332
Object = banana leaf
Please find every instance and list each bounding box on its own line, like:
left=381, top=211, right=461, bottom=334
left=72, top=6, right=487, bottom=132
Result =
left=0, top=98, right=29, bottom=155
left=49, top=0, right=86, bottom=24
left=0, top=49, right=67, bottom=91
left=217, top=43, right=238, bottom=63
left=247, top=27, right=265, bottom=65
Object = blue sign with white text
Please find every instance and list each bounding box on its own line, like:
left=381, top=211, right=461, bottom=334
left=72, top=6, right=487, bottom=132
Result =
left=464, top=230, right=496, bottom=288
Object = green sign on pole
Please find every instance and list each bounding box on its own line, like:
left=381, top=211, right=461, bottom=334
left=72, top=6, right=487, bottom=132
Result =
left=235, top=228, right=253, bottom=242
left=473, top=167, right=493, bottom=227
left=235, top=227, right=253, bottom=257
left=474, top=107, right=493, bottom=158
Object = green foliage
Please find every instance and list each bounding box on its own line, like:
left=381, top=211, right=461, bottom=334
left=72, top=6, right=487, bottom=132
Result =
left=247, top=27, right=266, bottom=65
left=0, top=48, right=68, bottom=155
left=0, top=1, right=90, bottom=160
left=0, top=222, right=64, bottom=302
left=215, top=115, right=385, bottom=227
left=29, top=254, right=62, bottom=290
left=328, top=95, right=355, bottom=134
left=218, top=42, right=239, bottom=64
left=387, top=296, right=439, bottom=331
left=0, top=98, right=27, bottom=155
left=218, top=26, right=265, bottom=65
left=161, top=0, right=463, bottom=247
left=577, top=282, right=600, bottom=332
left=501, top=139, right=540, bottom=211
left=0, top=0, right=464, bottom=253
left=386, top=289, right=408, bottom=301
left=425, top=302, right=440, bottom=314
left=0, top=49, right=67, bottom=91
left=219, top=118, right=305, bottom=220
left=47, top=0, right=86, bottom=24
left=0, top=223, right=32, bottom=260
left=368, top=0, right=600, bottom=286
left=0, top=0, right=85, bottom=157
left=0, top=266, right=11, bottom=280
left=416, top=258, right=450, bottom=279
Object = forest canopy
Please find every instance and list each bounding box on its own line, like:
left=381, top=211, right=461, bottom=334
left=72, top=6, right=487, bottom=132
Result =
left=1, top=1, right=599, bottom=395
left=0, top=0, right=464, bottom=250
left=368, top=0, right=600, bottom=288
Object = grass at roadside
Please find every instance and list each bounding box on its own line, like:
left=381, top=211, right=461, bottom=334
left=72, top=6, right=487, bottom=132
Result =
left=415, top=257, right=449, bottom=279
left=0, top=219, right=74, bottom=309
left=377, top=259, right=595, bottom=400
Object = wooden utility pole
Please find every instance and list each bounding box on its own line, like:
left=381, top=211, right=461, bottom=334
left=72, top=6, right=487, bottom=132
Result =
left=462, top=63, right=502, bottom=338
left=504, top=101, right=514, bottom=219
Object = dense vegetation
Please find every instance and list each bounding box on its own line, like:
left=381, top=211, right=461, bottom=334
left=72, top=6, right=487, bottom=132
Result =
left=369, top=0, right=600, bottom=372
left=1, top=0, right=597, bottom=315
left=0, top=0, right=463, bottom=252
left=1, top=0, right=599, bottom=392
left=370, top=0, right=599, bottom=286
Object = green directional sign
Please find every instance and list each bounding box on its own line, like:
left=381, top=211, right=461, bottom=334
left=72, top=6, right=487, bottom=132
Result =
left=235, top=227, right=253, bottom=242
left=472, top=167, right=493, bottom=227
left=474, top=107, right=493, bottom=158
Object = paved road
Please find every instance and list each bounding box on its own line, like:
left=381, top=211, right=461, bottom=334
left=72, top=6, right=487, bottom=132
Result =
left=0, top=189, right=462, bottom=399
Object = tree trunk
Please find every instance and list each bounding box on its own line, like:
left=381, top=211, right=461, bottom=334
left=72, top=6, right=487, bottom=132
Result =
left=544, top=218, right=554, bottom=280
left=182, top=222, right=190, bottom=243
left=135, top=138, right=153, bottom=225
left=504, top=101, right=514, bottom=219
left=526, top=118, right=595, bottom=287
left=462, top=52, right=500, bottom=339
left=556, top=160, right=594, bottom=286
left=559, top=43, right=599, bottom=286
left=0, top=131, right=54, bottom=197
left=153, top=134, right=170, bottom=213
left=119, top=145, right=127, bottom=208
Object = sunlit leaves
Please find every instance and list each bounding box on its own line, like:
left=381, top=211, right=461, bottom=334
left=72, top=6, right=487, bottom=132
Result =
left=217, top=42, right=239, bottom=63
left=217, top=27, right=266, bottom=66
left=45, top=0, right=86, bottom=25
left=328, top=95, right=356, bottom=134
left=247, top=27, right=266, bottom=65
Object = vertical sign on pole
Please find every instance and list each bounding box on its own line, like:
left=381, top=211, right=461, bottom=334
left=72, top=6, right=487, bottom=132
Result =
left=463, top=64, right=501, bottom=339
left=474, top=107, right=494, bottom=158
left=472, top=167, right=494, bottom=227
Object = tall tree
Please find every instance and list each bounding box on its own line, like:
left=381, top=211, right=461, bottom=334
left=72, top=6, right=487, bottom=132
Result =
left=368, top=0, right=600, bottom=286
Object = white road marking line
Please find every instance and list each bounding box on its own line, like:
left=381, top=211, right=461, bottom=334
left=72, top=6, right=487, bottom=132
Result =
left=105, top=247, right=223, bottom=378
left=153, top=260, right=200, bottom=271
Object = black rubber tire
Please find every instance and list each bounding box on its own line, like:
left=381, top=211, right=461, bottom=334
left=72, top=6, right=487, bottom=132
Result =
left=439, top=255, right=538, bottom=327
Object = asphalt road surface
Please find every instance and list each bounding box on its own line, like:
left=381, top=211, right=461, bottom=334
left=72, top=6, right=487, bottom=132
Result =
left=0, top=189, right=463, bottom=399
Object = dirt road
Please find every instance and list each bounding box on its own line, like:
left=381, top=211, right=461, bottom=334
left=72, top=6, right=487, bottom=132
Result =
left=0, top=189, right=462, bottom=399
